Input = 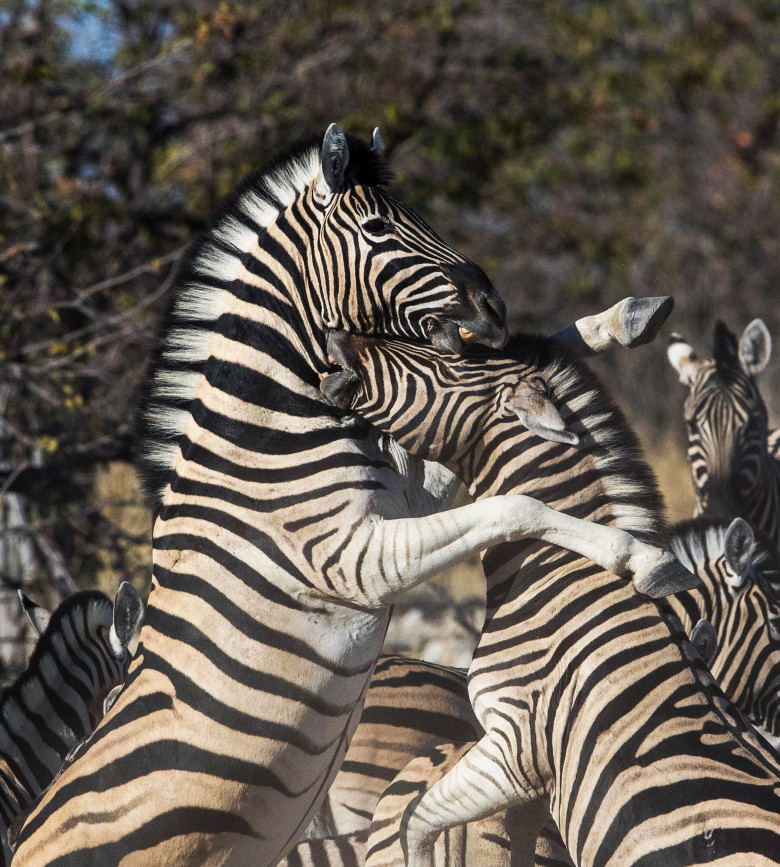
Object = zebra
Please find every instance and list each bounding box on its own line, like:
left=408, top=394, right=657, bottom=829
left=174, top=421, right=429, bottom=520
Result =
left=322, top=330, right=780, bottom=866
left=307, top=655, right=480, bottom=838
left=287, top=517, right=780, bottom=866
left=286, top=743, right=517, bottom=867
left=667, top=318, right=780, bottom=552
left=11, top=127, right=683, bottom=866
left=0, top=583, right=142, bottom=866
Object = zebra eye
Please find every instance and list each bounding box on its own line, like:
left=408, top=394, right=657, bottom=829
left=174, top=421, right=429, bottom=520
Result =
left=361, top=217, right=393, bottom=237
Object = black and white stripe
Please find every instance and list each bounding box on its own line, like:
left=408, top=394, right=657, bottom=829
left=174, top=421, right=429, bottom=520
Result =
left=668, top=319, right=780, bottom=553
left=15, top=126, right=584, bottom=867
left=0, top=585, right=141, bottom=865
left=323, top=331, right=780, bottom=866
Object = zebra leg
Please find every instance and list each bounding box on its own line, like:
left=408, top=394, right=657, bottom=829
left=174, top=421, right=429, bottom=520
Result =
left=340, top=494, right=698, bottom=607
left=503, top=800, right=552, bottom=867
left=534, top=816, right=575, bottom=867
left=399, top=733, right=545, bottom=867
left=551, top=295, right=673, bottom=358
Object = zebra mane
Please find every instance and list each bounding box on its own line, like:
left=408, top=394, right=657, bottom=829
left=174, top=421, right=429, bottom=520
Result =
left=501, top=333, right=667, bottom=542
left=670, top=517, right=779, bottom=598
left=0, top=591, right=113, bottom=726
left=133, top=135, right=391, bottom=508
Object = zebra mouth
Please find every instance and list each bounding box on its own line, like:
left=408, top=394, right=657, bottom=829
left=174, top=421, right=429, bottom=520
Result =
left=425, top=319, right=482, bottom=354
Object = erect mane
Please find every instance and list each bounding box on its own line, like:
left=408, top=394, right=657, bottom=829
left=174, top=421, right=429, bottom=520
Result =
left=500, top=333, right=667, bottom=543
left=132, top=134, right=391, bottom=509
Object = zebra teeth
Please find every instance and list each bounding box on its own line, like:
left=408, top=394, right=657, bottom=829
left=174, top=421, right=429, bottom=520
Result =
left=458, top=327, right=479, bottom=343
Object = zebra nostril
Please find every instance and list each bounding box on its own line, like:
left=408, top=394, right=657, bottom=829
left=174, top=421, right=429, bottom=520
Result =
left=480, top=291, right=505, bottom=327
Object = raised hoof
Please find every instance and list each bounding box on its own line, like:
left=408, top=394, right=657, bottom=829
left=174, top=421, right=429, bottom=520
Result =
left=618, top=296, right=674, bottom=348
left=633, top=557, right=700, bottom=598
left=321, top=370, right=360, bottom=409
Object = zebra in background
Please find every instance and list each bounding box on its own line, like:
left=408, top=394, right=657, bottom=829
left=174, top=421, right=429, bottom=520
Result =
left=667, top=318, right=780, bottom=552
left=12, top=127, right=680, bottom=867
left=0, top=584, right=142, bottom=866
left=323, top=330, right=780, bottom=866
left=666, top=516, right=780, bottom=749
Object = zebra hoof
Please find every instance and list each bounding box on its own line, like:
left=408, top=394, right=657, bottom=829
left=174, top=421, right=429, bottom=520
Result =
left=633, top=557, right=701, bottom=598
left=321, top=370, right=360, bottom=409
left=617, top=296, right=674, bottom=348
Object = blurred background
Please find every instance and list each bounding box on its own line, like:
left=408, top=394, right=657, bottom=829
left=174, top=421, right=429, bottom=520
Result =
left=1, top=0, right=778, bottom=676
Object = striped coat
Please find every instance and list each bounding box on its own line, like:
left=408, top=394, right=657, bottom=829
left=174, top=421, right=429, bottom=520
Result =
left=667, top=319, right=780, bottom=552
left=323, top=331, right=780, bottom=866
left=0, top=585, right=141, bottom=865
left=14, top=127, right=588, bottom=867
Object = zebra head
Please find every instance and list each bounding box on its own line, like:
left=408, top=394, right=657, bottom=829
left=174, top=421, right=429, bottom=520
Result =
left=667, top=320, right=772, bottom=520
left=309, top=124, right=507, bottom=354
left=671, top=517, right=780, bottom=741
left=321, top=330, right=578, bottom=470
left=19, top=583, right=144, bottom=726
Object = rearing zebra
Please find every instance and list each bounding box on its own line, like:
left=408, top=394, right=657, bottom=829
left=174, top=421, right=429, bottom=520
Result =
left=667, top=318, right=780, bottom=552
left=12, top=127, right=678, bottom=867
left=323, top=330, right=780, bottom=866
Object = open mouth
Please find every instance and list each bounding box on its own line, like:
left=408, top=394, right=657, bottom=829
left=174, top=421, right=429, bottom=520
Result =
left=424, top=316, right=505, bottom=355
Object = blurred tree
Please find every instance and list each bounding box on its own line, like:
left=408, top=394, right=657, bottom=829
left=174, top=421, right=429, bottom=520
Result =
left=1, top=0, right=779, bottom=678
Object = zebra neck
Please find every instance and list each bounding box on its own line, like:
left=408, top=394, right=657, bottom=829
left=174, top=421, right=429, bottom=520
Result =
left=463, top=421, right=662, bottom=602
left=140, top=223, right=360, bottom=501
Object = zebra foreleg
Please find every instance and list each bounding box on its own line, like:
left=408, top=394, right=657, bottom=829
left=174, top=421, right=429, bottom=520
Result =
left=335, top=495, right=698, bottom=608
left=398, top=733, right=545, bottom=867
left=551, top=295, right=673, bottom=358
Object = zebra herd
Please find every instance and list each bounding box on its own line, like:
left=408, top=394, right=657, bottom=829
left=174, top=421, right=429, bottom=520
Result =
left=3, top=125, right=779, bottom=865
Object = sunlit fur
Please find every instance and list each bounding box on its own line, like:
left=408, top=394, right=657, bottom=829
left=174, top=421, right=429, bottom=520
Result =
left=302, top=655, right=479, bottom=839
left=13, top=135, right=511, bottom=867
left=133, top=136, right=486, bottom=508
left=536, top=517, right=780, bottom=867
left=287, top=522, right=780, bottom=866
left=338, top=332, right=780, bottom=865
left=0, top=592, right=131, bottom=867
left=676, top=323, right=780, bottom=553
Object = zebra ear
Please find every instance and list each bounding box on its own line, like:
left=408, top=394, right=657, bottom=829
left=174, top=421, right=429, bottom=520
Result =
left=505, top=381, right=579, bottom=446
left=713, top=320, right=739, bottom=367
left=18, top=590, right=51, bottom=637
left=723, top=518, right=755, bottom=589
left=320, top=123, right=350, bottom=195
left=370, top=127, right=384, bottom=155
left=108, top=582, right=144, bottom=658
left=738, top=319, right=771, bottom=377
left=667, top=334, right=702, bottom=385
left=690, top=618, right=718, bottom=667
